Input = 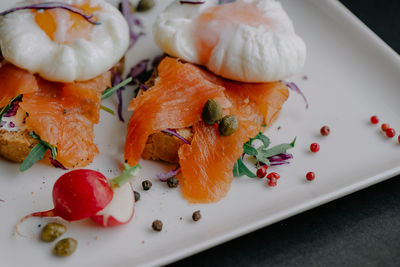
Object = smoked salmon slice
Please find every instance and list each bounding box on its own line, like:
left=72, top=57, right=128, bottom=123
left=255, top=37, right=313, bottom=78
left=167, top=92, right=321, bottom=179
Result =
left=0, top=64, right=38, bottom=107
left=124, top=56, right=289, bottom=203
left=178, top=121, right=260, bottom=203
left=124, top=57, right=229, bottom=165
left=20, top=72, right=111, bottom=168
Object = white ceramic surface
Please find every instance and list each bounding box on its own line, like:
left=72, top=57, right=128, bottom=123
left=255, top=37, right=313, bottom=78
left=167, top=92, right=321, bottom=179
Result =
left=0, top=0, right=399, bottom=266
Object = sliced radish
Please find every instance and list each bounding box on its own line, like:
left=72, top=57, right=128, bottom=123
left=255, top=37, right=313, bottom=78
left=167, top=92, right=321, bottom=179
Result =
left=91, top=182, right=135, bottom=227
left=16, top=164, right=141, bottom=235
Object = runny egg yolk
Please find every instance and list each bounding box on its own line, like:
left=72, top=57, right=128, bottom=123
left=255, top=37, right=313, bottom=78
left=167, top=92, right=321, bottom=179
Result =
left=34, top=1, right=101, bottom=44
left=195, top=2, right=271, bottom=65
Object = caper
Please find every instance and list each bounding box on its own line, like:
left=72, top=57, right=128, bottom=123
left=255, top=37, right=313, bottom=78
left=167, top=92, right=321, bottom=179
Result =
left=53, top=238, right=77, bottom=257
left=40, top=223, right=67, bottom=242
left=202, top=99, right=223, bottom=125
left=136, top=0, right=155, bottom=12
left=219, top=115, right=238, bottom=136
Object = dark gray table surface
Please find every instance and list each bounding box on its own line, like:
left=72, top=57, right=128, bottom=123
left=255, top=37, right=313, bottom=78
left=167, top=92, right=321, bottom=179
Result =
left=170, top=1, right=400, bottom=266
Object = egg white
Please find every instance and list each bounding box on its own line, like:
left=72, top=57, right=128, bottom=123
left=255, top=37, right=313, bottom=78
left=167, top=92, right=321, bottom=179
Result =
left=153, top=0, right=306, bottom=83
left=0, top=0, right=129, bottom=82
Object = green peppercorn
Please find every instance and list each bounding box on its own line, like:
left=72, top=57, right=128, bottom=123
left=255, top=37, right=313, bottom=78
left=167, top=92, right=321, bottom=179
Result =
left=202, top=99, right=223, bottom=125
left=219, top=115, right=238, bottom=136
left=136, top=0, right=155, bottom=12
left=167, top=177, right=179, bottom=188
left=53, top=238, right=77, bottom=257
left=40, top=223, right=67, bottom=242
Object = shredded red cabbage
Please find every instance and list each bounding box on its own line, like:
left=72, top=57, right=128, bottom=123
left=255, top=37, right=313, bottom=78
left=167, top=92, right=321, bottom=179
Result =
left=50, top=158, right=67, bottom=170
left=139, top=83, right=149, bottom=91
left=162, top=129, right=190, bottom=144
left=151, top=54, right=164, bottom=68
left=257, top=153, right=293, bottom=167
left=126, top=55, right=163, bottom=97
left=0, top=2, right=100, bottom=25
left=180, top=1, right=205, bottom=4
left=286, top=82, right=309, bottom=109
left=112, top=74, right=126, bottom=122
left=4, top=100, right=20, bottom=117
left=268, top=153, right=293, bottom=162
left=128, top=59, right=150, bottom=80
left=120, top=0, right=145, bottom=49
left=157, top=166, right=181, bottom=182
left=8, top=122, right=15, bottom=128
left=268, top=153, right=292, bottom=166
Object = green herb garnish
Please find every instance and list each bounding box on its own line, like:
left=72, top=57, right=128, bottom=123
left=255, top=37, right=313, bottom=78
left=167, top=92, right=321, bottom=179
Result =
left=233, top=132, right=296, bottom=178
left=101, top=77, right=132, bottom=101
left=233, top=158, right=257, bottom=178
left=0, top=94, right=22, bottom=121
left=20, top=132, right=57, bottom=172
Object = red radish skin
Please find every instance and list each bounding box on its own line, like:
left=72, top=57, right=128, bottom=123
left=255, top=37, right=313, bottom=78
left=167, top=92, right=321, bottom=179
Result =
left=91, top=183, right=135, bottom=227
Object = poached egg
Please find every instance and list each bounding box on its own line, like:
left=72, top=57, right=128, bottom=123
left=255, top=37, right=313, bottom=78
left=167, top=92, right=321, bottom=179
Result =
left=153, top=0, right=306, bottom=83
left=0, top=0, right=129, bottom=82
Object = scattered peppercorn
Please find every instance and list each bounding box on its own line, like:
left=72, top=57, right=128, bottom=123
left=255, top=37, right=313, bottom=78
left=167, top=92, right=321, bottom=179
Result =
left=53, top=238, right=77, bottom=257
left=202, top=99, right=223, bottom=125
left=310, top=143, right=320, bottom=153
left=167, top=177, right=179, bottom=188
left=320, top=126, right=330, bottom=136
left=256, top=167, right=267, bottom=178
left=152, top=220, right=163, bottom=231
left=192, top=210, right=201, bottom=222
left=306, top=172, right=315, bottom=181
left=268, top=178, right=277, bottom=187
left=142, top=180, right=152, bottom=191
left=219, top=115, right=238, bottom=136
left=385, top=128, right=396, bottom=138
left=381, top=123, right=390, bottom=131
left=134, top=191, right=140, bottom=202
left=40, top=223, right=67, bottom=242
left=267, top=172, right=280, bottom=180
left=370, top=115, right=379, bottom=124
left=136, top=0, right=155, bottom=12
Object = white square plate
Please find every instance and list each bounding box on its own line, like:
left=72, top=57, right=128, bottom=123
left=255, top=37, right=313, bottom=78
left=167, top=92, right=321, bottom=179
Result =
left=0, top=0, right=399, bottom=266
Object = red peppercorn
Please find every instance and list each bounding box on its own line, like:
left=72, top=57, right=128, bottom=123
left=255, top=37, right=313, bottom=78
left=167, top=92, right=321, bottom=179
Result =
left=256, top=167, right=267, bottom=178
left=385, top=128, right=396, bottom=138
left=370, top=115, right=379, bottom=124
left=266, top=172, right=280, bottom=180
left=381, top=123, right=390, bottom=131
left=310, top=143, right=320, bottom=153
left=268, top=178, right=277, bottom=187
left=306, top=172, right=315, bottom=181
left=398, top=135, right=400, bottom=144
left=320, top=126, right=330, bottom=136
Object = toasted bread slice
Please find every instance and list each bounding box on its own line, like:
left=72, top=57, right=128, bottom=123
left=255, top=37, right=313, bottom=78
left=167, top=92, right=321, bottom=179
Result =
left=142, top=128, right=193, bottom=163
left=0, top=129, right=38, bottom=162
